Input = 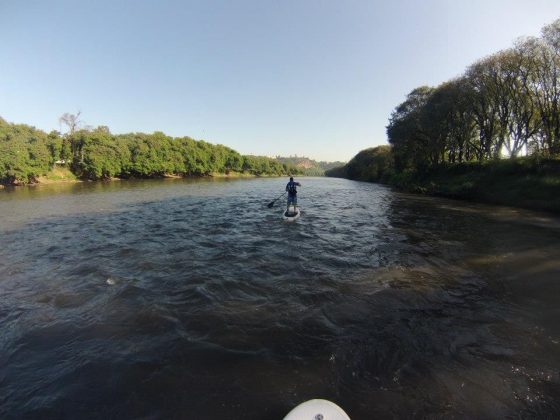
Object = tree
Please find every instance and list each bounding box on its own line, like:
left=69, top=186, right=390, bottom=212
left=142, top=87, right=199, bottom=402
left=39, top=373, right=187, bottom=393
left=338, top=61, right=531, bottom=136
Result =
left=59, top=111, right=82, bottom=134
left=0, top=120, right=51, bottom=184
left=386, top=86, right=434, bottom=171
left=502, top=41, right=541, bottom=157
left=466, top=56, right=506, bottom=159
left=440, top=78, right=477, bottom=162
left=537, top=19, right=560, bottom=154
left=342, top=146, right=393, bottom=182
left=46, top=130, right=63, bottom=163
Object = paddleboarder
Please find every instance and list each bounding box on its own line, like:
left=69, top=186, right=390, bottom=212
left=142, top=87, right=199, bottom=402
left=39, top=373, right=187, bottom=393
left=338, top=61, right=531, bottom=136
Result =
left=285, top=176, right=301, bottom=213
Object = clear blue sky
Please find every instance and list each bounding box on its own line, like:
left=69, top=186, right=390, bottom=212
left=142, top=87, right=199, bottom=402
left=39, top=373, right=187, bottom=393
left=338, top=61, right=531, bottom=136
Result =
left=1, top=0, right=559, bottom=162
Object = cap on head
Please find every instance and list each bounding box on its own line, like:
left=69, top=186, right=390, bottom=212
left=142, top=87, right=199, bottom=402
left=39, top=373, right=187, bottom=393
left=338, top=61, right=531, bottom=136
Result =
left=290, top=177, right=294, bottom=181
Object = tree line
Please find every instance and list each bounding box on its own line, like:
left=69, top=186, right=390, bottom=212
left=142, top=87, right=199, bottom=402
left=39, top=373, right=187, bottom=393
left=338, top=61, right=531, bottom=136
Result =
left=387, top=18, right=560, bottom=173
left=0, top=117, right=300, bottom=185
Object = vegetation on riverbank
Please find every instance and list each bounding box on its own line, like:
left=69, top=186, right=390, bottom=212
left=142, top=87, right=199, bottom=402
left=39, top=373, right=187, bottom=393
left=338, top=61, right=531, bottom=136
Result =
left=274, top=156, right=346, bottom=176
left=36, top=166, right=79, bottom=184
left=394, top=157, right=560, bottom=212
left=327, top=18, right=560, bottom=213
left=326, top=146, right=394, bottom=182
left=327, top=148, right=560, bottom=212
left=0, top=117, right=301, bottom=185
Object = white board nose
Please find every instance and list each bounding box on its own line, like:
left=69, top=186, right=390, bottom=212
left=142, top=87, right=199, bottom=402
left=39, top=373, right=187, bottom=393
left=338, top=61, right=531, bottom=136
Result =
left=283, top=399, right=351, bottom=420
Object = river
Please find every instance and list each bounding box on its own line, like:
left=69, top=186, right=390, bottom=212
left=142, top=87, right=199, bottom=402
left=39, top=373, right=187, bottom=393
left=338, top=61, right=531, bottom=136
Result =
left=1, top=177, right=559, bottom=419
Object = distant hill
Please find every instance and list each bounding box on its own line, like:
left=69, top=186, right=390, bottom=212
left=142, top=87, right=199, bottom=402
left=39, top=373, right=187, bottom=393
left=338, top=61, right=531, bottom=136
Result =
left=275, top=156, right=346, bottom=176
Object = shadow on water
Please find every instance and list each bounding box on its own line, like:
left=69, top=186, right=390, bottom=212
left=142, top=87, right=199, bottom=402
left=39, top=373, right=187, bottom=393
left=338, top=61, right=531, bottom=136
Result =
left=0, top=177, right=560, bottom=418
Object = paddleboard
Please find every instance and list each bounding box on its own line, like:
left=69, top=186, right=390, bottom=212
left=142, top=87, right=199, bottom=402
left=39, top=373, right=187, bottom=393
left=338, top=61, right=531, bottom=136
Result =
left=284, top=399, right=350, bottom=420
left=283, top=206, right=300, bottom=221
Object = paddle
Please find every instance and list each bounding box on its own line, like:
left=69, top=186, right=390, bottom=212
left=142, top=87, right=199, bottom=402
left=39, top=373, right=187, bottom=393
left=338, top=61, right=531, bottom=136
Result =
left=267, top=192, right=286, bottom=208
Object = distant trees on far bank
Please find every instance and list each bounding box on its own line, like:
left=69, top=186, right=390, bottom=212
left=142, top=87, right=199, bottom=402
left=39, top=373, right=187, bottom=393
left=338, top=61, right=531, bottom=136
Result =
left=274, top=156, right=346, bottom=176
left=0, top=117, right=299, bottom=185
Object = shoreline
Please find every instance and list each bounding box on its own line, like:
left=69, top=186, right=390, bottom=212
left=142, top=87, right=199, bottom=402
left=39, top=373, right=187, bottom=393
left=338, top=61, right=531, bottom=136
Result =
left=327, top=155, right=560, bottom=215
left=0, top=171, right=281, bottom=189
left=388, top=166, right=560, bottom=214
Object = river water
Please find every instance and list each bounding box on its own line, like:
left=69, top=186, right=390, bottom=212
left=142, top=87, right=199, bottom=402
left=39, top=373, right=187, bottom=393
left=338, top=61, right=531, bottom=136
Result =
left=1, top=177, right=559, bottom=419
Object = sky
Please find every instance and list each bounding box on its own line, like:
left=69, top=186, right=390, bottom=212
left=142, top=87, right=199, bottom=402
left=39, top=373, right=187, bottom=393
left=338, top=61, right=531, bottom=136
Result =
left=1, top=0, right=559, bottom=162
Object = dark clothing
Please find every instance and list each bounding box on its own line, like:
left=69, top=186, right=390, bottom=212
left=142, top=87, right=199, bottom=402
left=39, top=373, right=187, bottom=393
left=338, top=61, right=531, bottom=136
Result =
left=286, top=181, right=300, bottom=197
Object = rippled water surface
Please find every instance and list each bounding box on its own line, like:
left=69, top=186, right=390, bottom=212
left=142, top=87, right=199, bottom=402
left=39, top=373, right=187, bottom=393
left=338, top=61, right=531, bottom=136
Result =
left=1, top=177, right=560, bottom=419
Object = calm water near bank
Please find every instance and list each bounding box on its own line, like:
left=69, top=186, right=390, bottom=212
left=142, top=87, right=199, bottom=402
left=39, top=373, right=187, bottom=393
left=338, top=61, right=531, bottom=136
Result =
left=1, top=177, right=559, bottom=418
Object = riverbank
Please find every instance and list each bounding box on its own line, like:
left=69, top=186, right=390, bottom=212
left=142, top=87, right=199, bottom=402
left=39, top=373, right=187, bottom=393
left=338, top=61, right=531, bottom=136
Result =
left=0, top=168, right=280, bottom=189
left=35, top=166, right=80, bottom=184
left=326, top=152, right=560, bottom=213
left=390, top=157, right=560, bottom=213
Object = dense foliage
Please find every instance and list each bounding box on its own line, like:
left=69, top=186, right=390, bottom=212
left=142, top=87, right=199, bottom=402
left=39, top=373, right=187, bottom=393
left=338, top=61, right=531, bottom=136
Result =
left=387, top=18, right=560, bottom=172
left=0, top=118, right=299, bottom=185
left=325, top=146, right=393, bottom=182
left=0, top=117, right=54, bottom=184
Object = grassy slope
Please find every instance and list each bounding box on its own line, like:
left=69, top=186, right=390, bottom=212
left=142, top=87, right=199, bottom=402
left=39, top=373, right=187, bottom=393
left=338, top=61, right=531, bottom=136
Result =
left=391, top=157, right=560, bottom=213
left=36, top=166, right=79, bottom=183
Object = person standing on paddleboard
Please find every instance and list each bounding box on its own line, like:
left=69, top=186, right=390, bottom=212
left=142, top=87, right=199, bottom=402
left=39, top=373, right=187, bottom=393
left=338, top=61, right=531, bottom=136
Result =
left=286, top=176, right=301, bottom=212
